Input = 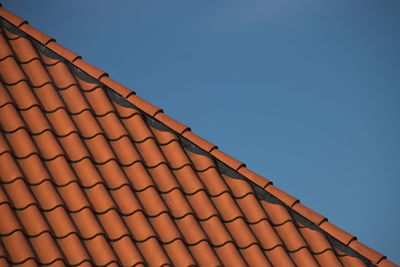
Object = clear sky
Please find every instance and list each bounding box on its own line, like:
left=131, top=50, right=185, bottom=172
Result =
left=3, top=0, right=399, bottom=263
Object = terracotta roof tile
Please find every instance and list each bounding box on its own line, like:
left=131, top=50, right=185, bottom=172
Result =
left=2, top=231, right=36, bottom=264
left=214, top=242, right=247, bottom=266
left=264, top=185, right=299, bottom=207
left=313, top=250, right=343, bottom=267
left=210, top=148, right=245, bottom=171
left=181, top=131, right=217, bottom=152
left=240, top=244, right=272, bottom=267
left=378, top=259, right=399, bottom=267
left=126, top=94, right=163, bottom=117
left=0, top=6, right=397, bottom=267
left=265, top=246, right=296, bottom=267
left=19, top=24, right=54, bottom=44
left=319, top=221, right=356, bottom=245
left=291, top=202, right=327, bottom=226
left=0, top=8, right=26, bottom=27
left=172, top=165, right=205, bottom=194
left=339, top=254, right=371, bottom=267
left=260, top=198, right=293, bottom=225
left=99, top=76, right=133, bottom=98
left=348, top=240, right=386, bottom=264
left=238, top=166, right=272, bottom=188
left=186, top=149, right=216, bottom=171
left=188, top=240, right=221, bottom=266
left=4, top=35, right=34, bottom=63
left=297, top=224, right=334, bottom=254
left=46, top=41, right=81, bottom=62
left=73, top=59, right=108, bottom=81
left=154, top=113, right=190, bottom=134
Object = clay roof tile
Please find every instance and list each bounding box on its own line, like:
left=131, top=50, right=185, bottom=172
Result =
left=0, top=6, right=397, bottom=267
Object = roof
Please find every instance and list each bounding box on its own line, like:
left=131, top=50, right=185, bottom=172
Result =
left=0, top=5, right=397, bottom=267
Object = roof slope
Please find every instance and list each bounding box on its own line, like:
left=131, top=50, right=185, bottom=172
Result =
left=0, top=6, right=397, bottom=267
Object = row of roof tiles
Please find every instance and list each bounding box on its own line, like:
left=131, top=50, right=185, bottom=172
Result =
left=0, top=5, right=397, bottom=267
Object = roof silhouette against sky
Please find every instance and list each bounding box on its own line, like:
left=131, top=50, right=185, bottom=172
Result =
left=2, top=1, right=398, bottom=266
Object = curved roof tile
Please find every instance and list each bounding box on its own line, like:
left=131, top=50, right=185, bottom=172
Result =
left=0, top=6, right=398, bottom=267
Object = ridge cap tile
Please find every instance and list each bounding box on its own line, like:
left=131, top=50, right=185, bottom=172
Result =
left=237, top=166, right=272, bottom=188
left=348, top=240, right=386, bottom=264
left=46, top=41, right=81, bottom=62
left=291, top=202, right=327, bottom=226
left=154, top=112, right=190, bottom=134
left=0, top=7, right=27, bottom=27
left=73, top=58, right=108, bottom=81
left=19, top=23, right=54, bottom=45
left=181, top=131, right=217, bottom=153
left=378, top=259, right=399, bottom=267
left=99, top=76, right=134, bottom=98
left=319, top=220, right=356, bottom=245
left=125, top=94, right=163, bottom=116
left=0, top=5, right=395, bottom=267
left=264, top=185, right=299, bottom=207
left=210, top=149, right=245, bottom=171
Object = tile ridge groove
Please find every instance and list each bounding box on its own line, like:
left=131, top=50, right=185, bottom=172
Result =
left=0, top=195, right=315, bottom=229
left=0, top=101, right=140, bottom=118
left=0, top=218, right=340, bottom=255
left=1, top=148, right=211, bottom=171
left=0, top=54, right=62, bottom=66
left=2, top=124, right=172, bottom=144
left=0, top=6, right=393, bottom=266
left=0, top=177, right=268, bottom=204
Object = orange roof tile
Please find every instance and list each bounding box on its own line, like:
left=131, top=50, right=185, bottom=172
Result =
left=0, top=5, right=398, bottom=267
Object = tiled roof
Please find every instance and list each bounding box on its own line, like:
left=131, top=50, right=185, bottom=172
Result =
left=0, top=6, right=397, bottom=267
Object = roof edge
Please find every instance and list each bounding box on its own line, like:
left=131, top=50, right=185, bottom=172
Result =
left=0, top=6, right=397, bottom=267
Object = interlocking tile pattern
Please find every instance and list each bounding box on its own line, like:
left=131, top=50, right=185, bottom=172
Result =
left=0, top=6, right=397, bottom=267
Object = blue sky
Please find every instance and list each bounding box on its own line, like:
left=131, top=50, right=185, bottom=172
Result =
left=3, top=0, right=399, bottom=263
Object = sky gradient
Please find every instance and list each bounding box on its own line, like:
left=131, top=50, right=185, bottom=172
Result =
left=2, top=0, right=400, bottom=263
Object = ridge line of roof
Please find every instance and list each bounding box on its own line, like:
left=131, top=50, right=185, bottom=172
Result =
left=0, top=6, right=396, bottom=267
